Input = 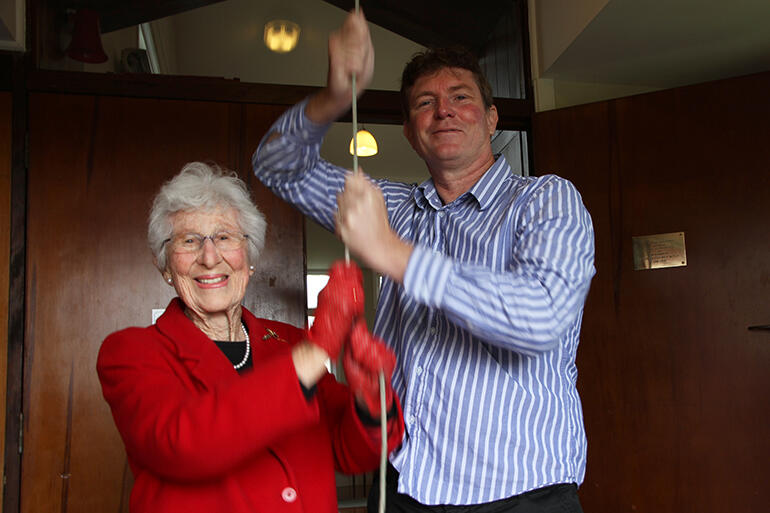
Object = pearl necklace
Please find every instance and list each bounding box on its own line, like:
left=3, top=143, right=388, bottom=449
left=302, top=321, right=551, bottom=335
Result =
left=233, top=323, right=250, bottom=370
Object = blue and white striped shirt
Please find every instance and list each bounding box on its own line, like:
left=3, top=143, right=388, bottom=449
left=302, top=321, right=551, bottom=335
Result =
left=253, top=99, right=596, bottom=506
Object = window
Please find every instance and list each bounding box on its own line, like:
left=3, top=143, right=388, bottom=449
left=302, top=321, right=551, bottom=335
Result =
left=305, top=272, right=329, bottom=327
left=138, top=23, right=160, bottom=74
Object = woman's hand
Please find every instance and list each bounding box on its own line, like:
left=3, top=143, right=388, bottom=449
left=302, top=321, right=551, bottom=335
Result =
left=343, top=319, right=396, bottom=418
left=291, top=341, right=330, bottom=389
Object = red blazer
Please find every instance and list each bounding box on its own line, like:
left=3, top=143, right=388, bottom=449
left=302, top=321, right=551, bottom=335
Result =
left=97, top=298, right=404, bottom=513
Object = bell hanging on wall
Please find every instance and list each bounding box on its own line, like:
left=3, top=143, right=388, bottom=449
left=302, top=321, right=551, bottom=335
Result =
left=66, top=9, right=108, bottom=63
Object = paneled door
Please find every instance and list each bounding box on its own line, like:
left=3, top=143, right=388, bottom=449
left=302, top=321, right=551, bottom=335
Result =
left=534, top=72, right=770, bottom=512
left=23, top=93, right=303, bottom=512
left=0, top=92, right=11, bottom=513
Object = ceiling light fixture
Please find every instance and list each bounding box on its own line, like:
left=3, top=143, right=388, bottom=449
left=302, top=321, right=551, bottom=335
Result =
left=264, top=20, right=300, bottom=53
left=349, top=128, right=378, bottom=157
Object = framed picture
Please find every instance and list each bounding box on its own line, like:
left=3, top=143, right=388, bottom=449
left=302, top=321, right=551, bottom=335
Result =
left=121, top=48, right=151, bottom=73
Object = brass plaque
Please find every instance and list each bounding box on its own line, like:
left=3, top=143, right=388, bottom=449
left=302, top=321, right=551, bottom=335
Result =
left=632, top=232, right=687, bottom=270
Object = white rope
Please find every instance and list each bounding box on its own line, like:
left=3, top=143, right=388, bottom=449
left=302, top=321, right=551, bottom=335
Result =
left=345, top=2, right=387, bottom=512
left=378, top=370, right=387, bottom=513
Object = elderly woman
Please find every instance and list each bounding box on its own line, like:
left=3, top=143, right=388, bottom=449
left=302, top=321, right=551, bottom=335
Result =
left=97, top=162, right=403, bottom=513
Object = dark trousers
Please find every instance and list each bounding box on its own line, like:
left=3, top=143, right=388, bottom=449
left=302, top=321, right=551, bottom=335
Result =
left=367, top=464, right=584, bottom=513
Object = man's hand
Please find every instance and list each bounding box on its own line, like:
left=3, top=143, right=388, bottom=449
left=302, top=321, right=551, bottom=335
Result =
left=336, top=172, right=413, bottom=282
left=343, top=319, right=396, bottom=418
left=305, top=260, right=364, bottom=359
left=306, top=9, right=374, bottom=125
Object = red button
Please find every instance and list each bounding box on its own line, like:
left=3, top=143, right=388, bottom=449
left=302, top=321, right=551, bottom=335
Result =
left=281, top=486, right=297, bottom=503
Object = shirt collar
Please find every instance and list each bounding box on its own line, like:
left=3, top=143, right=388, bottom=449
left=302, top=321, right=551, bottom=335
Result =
left=414, top=178, right=442, bottom=210
left=413, top=155, right=511, bottom=211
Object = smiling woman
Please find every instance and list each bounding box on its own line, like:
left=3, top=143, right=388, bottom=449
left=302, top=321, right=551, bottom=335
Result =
left=162, top=206, right=254, bottom=340
left=146, top=163, right=266, bottom=341
left=95, top=161, right=404, bottom=513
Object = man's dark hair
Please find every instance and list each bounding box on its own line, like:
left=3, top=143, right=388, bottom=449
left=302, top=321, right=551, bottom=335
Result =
left=400, top=47, right=494, bottom=121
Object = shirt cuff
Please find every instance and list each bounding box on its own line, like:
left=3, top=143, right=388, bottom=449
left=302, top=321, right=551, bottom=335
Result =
left=260, top=97, right=330, bottom=151
left=402, top=245, right=453, bottom=309
left=293, top=96, right=333, bottom=144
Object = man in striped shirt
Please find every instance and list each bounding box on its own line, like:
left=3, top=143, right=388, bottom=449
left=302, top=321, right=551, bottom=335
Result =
left=253, top=10, right=595, bottom=513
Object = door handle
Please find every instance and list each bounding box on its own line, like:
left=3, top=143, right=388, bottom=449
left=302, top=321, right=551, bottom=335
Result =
left=748, top=324, right=770, bottom=331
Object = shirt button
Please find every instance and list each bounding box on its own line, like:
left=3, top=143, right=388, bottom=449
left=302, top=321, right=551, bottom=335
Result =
left=281, top=487, right=297, bottom=503
left=408, top=415, right=416, bottom=424
left=415, top=366, right=423, bottom=376
left=430, top=327, right=437, bottom=335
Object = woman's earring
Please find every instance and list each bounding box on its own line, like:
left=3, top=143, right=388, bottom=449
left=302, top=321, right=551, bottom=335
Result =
left=249, top=266, right=255, bottom=271
left=167, top=278, right=173, bottom=284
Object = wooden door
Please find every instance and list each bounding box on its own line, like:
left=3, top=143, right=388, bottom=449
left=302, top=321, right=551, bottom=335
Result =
left=23, top=93, right=303, bottom=512
left=534, top=72, right=770, bottom=512
left=0, top=91, right=11, bottom=513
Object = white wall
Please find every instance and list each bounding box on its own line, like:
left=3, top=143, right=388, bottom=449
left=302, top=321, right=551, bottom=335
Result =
left=0, top=0, right=24, bottom=51
left=167, top=0, right=424, bottom=91
left=528, top=0, right=770, bottom=111
left=532, top=0, right=610, bottom=75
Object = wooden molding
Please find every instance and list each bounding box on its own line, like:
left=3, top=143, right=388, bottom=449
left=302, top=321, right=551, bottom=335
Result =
left=26, top=69, right=532, bottom=130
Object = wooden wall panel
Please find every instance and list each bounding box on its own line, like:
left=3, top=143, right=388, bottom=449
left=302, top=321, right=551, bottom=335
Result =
left=533, top=101, right=626, bottom=507
left=534, top=72, right=770, bottom=512
left=24, top=94, right=303, bottom=512
left=0, top=91, right=10, bottom=513
left=240, top=103, right=306, bottom=327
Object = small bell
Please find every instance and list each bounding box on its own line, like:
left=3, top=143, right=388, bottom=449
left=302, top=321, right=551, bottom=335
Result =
left=66, top=9, right=108, bottom=64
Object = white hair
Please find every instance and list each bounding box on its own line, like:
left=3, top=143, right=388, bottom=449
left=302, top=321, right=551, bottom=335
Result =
left=148, top=162, right=266, bottom=271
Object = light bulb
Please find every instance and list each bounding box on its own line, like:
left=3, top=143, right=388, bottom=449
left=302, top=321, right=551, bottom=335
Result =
left=349, top=129, right=378, bottom=157
left=264, top=20, right=300, bottom=53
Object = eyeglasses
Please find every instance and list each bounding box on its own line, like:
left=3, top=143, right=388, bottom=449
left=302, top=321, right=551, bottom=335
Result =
left=163, top=231, right=250, bottom=254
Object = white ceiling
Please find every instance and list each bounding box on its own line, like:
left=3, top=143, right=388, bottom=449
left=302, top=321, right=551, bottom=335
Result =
left=169, top=0, right=424, bottom=91
left=542, top=0, right=770, bottom=88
